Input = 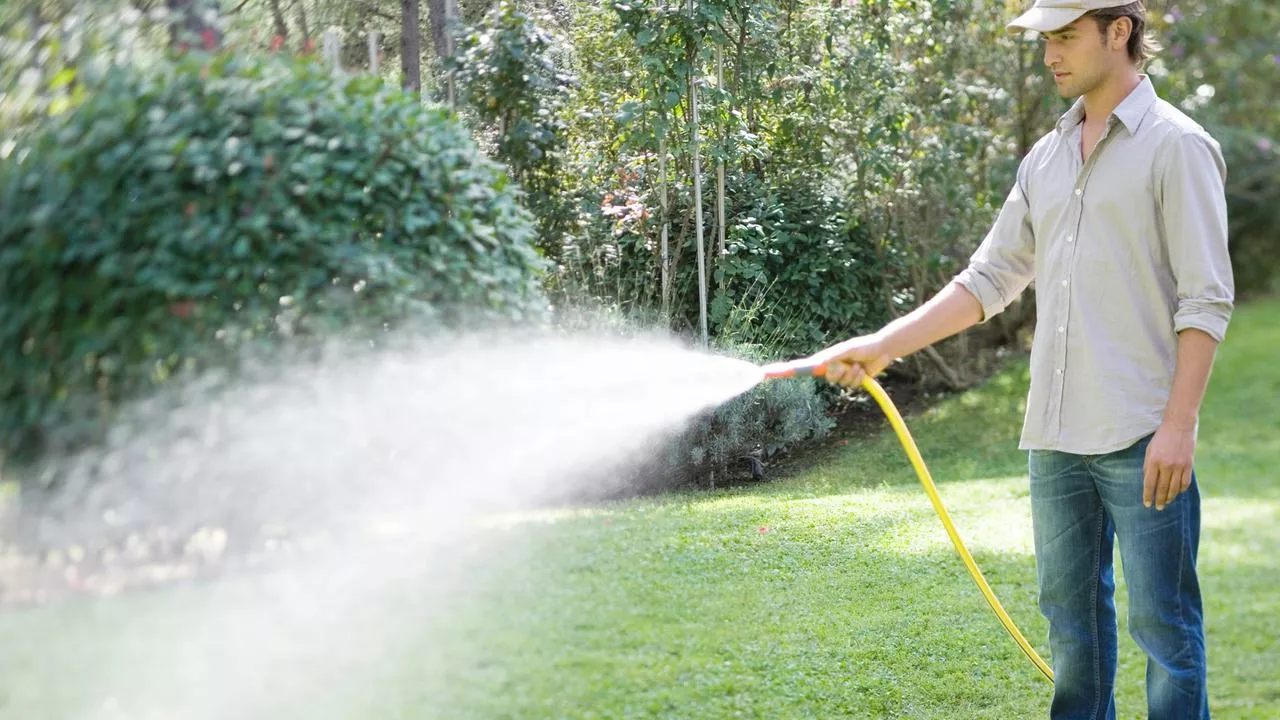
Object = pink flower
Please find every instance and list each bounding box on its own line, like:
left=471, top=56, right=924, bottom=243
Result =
left=758, top=526, right=769, bottom=534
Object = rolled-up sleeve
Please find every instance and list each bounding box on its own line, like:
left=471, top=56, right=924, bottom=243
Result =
left=954, top=159, right=1037, bottom=322
left=1158, top=131, right=1235, bottom=342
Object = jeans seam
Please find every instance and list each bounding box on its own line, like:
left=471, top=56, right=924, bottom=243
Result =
left=1090, top=506, right=1104, bottom=720
left=1175, top=485, right=1197, bottom=718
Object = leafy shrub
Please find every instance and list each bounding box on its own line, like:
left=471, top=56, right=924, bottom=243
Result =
left=685, top=360, right=833, bottom=478
left=0, top=49, right=548, bottom=463
left=637, top=341, right=834, bottom=492
left=705, top=173, right=890, bottom=359
left=452, top=0, right=576, bottom=259
left=1218, top=128, right=1280, bottom=296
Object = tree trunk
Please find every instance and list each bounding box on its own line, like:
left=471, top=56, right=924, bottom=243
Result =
left=732, top=5, right=747, bottom=97
left=323, top=29, right=340, bottom=69
left=659, top=133, right=671, bottom=321
left=401, top=0, right=422, bottom=94
left=425, top=0, right=450, bottom=62
left=268, top=0, right=289, bottom=40
left=689, top=1, right=707, bottom=346
left=26, top=3, right=41, bottom=68
left=715, top=45, right=726, bottom=278
left=293, top=0, right=311, bottom=45
left=167, top=0, right=221, bottom=49
left=425, top=0, right=457, bottom=105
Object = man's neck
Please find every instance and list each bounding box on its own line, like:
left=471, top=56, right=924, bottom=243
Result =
left=1081, top=68, right=1142, bottom=125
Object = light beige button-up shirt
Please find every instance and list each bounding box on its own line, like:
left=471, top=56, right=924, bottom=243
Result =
left=955, top=77, right=1235, bottom=455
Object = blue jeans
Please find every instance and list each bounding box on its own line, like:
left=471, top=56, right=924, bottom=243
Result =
left=1029, top=434, right=1209, bottom=720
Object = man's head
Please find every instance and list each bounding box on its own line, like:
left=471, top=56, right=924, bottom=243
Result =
left=1009, top=1, right=1159, bottom=99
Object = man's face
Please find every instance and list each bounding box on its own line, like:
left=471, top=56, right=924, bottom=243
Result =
left=1041, top=17, right=1116, bottom=99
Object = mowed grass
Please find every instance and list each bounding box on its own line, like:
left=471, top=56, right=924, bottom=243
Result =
left=1, top=298, right=1276, bottom=719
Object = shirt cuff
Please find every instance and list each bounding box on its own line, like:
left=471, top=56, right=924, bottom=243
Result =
left=1173, top=298, right=1232, bottom=343
left=953, top=267, right=1007, bottom=323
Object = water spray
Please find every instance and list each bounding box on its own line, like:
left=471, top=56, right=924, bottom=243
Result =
left=759, top=356, right=1055, bottom=683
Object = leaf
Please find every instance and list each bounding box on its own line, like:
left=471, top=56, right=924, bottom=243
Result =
left=50, top=68, right=77, bottom=90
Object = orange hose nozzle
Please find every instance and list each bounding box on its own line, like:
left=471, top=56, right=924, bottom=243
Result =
left=761, top=358, right=828, bottom=380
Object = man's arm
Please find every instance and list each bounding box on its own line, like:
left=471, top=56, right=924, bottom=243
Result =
left=1144, top=130, right=1235, bottom=511
left=1144, top=329, right=1219, bottom=510
left=879, top=282, right=986, bottom=359
left=1163, top=329, right=1220, bottom=430
left=819, top=159, right=1037, bottom=388
left=817, top=283, right=983, bottom=387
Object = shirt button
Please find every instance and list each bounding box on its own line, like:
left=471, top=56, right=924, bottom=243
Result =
left=1061, top=279, right=1069, bottom=287
left=1067, top=235, right=1074, bottom=243
left=1074, top=188, right=1083, bottom=197
left=1058, top=326, right=1066, bottom=333
left=1056, top=369, right=1063, bottom=375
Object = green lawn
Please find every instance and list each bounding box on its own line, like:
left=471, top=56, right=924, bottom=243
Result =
left=1, top=298, right=1277, bottom=719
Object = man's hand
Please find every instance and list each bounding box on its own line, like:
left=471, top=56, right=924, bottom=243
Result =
left=809, top=334, right=894, bottom=389
left=1143, top=422, right=1197, bottom=511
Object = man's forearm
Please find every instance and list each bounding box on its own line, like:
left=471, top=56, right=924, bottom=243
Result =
left=876, top=282, right=985, bottom=360
left=1162, top=328, right=1220, bottom=430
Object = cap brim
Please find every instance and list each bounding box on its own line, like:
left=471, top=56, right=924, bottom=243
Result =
left=1006, top=7, right=1088, bottom=33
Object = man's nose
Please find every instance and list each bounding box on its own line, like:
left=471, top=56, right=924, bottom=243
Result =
left=1043, top=44, right=1059, bottom=68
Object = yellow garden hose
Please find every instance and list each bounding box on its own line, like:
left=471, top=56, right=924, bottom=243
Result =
left=760, top=359, right=1054, bottom=682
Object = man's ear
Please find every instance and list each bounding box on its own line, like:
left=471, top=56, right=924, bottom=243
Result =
left=1109, top=16, right=1133, bottom=51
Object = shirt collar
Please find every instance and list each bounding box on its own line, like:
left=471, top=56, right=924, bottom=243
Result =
left=1055, top=75, right=1157, bottom=135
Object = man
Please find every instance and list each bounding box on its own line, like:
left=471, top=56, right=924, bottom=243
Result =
left=810, top=2, right=1233, bottom=718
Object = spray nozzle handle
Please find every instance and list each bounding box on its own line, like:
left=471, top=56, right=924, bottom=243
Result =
left=761, top=357, right=828, bottom=380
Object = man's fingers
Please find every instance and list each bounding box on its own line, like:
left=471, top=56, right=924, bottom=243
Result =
left=824, top=359, right=865, bottom=389
left=1176, top=468, right=1191, bottom=502
left=1164, top=467, right=1191, bottom=508
left=1155, top=465, right=1177, bottom=511
left=825, top=360, right=849, bottom=384
left=1161, top=468, right=1182, bottom=509
left=847, top=365, right=866, bottom=388
left=1142, top=451, right=1158, bottom=509
left=1154, top=467, right=1171, bottom=510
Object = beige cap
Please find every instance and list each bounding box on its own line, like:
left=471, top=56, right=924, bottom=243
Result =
left=1007, top=0, right=1137, bottom=33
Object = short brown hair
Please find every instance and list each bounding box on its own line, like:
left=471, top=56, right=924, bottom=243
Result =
left=1087, top=2, right=1160, bottom=68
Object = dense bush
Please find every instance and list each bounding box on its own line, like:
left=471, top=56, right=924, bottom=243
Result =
left=0, top=49, right=548, bottom=463
left=642, top=342, right=834, bottom=491
left=1218, top=128, right=1280, bottom=296
left=690, top=352, right=833, bottom=478
left=452, top=0, right=576, bottom=261
left=706, top=174, right=890, bottom=359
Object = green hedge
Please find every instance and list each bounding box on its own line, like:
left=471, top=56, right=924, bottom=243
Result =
left=705, top=174, right=890, bottom=359
left=0, top=50, right=548, bottom=463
